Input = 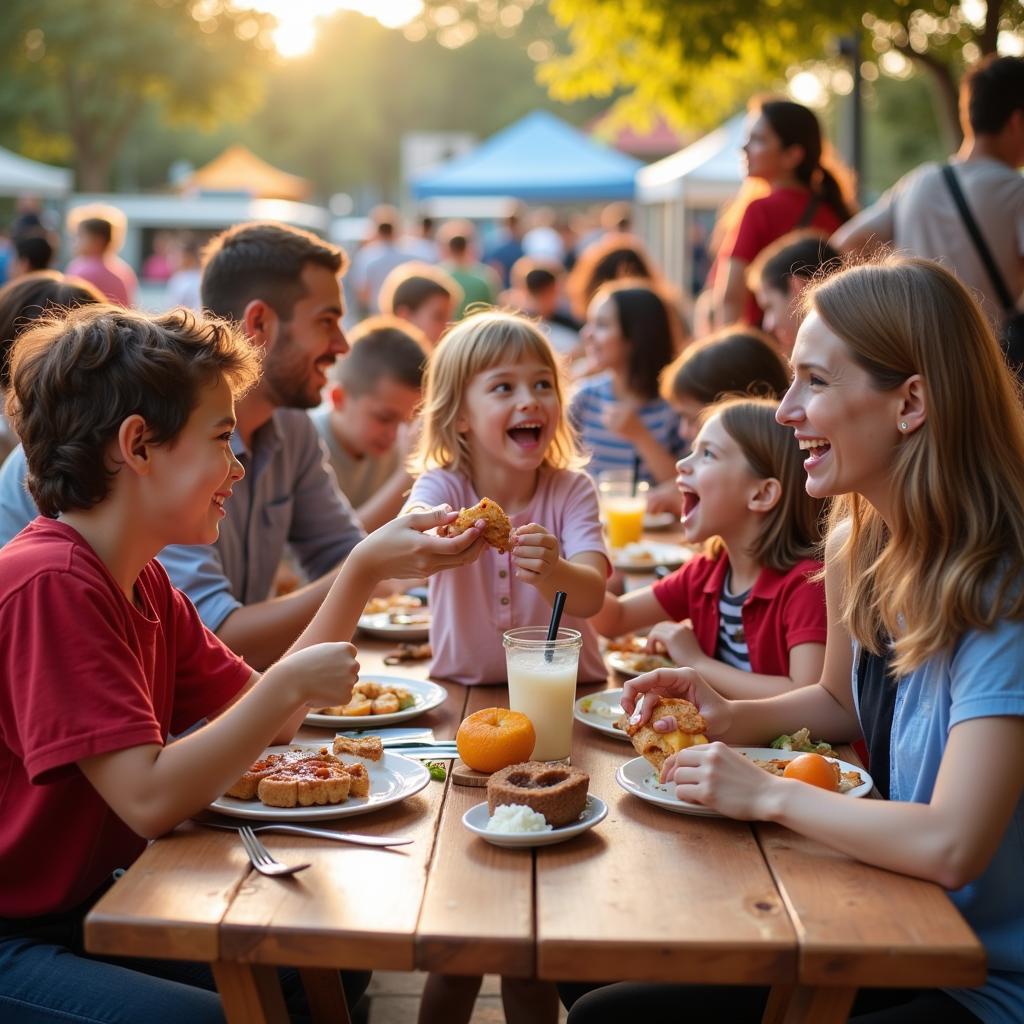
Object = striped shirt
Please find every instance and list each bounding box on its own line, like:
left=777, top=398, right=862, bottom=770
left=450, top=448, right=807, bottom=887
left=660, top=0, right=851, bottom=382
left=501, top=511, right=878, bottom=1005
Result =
left=569, top=374, right=685, bottom=482
left=716, top=573, right=751, bottom=669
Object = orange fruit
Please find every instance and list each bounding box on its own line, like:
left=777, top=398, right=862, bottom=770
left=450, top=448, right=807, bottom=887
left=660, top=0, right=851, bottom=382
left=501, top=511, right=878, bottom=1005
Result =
left=782, top=752, right=840, bottom=791
left=456, top=708, right=536, bottom=773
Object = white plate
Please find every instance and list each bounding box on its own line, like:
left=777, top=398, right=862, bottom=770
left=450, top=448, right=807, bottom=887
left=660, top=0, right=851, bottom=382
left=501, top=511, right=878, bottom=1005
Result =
left=462, top=795, right=608, bottom=848
left=209, top=748, right=430, bottom=822
left=610, top=542, right=692, bottom=572
left=574, top=689, right=630, bottom=741
left=357, top=610, right=430, bottom=642
left=616, top=747, right=874, bottom=818
left=643, top=511, right=678, bottom=531
left=305, top=676, right=447, bottom=729
left=605, top=650, right=676, bottom=679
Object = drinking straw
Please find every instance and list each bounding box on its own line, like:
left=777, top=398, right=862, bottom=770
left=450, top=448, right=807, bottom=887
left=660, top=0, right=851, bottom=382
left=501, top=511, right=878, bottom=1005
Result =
left=545, top=591, right=568, bottom=662
left=631, top=455, right=642, bottom=497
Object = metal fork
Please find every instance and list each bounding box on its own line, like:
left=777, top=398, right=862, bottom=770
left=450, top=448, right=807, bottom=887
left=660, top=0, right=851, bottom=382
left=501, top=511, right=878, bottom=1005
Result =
left=238, top=824, right=311, bottom=877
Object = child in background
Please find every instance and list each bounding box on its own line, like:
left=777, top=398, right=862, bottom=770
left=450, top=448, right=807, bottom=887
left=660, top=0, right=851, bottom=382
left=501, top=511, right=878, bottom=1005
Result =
left=591, top=397, right=826, bottom=700
left=66, top=208, right=138, bottom=307
left=0, top=306, right=486, bottom=1022
left=571, top=281, right=685, bottom=486
left=310, top=316, right=428, bottom=532
left=406, top=310, right=610, bottom=1024
left=505, top=256, right=582, bottom=358
left=379, top=261, right=462, bottom=348
left=746, top=230, right=842, bottom=355
left=646, top=327, right=791, bottom=516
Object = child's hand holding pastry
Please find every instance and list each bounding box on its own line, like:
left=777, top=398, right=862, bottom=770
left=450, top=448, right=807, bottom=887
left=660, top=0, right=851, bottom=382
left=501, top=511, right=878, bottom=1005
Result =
left=511, top=524, right=560, bottom=582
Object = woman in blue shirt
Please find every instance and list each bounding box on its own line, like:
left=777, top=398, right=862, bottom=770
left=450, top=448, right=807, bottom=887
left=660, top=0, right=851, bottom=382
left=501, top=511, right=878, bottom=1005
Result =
left=574, top=257, right=1024, bottom=1024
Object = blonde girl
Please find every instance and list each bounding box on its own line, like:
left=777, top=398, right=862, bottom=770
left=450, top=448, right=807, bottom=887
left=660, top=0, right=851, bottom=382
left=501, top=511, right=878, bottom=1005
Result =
left=601, top=257, right=1024, bottom=1024
left=591, top=397, right=827, bottom=699
left=407, top=310, right=609, bottom=1024
left=406, top=310, right=608, bottom=686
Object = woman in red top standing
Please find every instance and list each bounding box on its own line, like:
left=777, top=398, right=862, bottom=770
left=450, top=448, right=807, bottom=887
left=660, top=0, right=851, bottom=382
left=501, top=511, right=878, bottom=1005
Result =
left=711, top=98, right=856, bottom=328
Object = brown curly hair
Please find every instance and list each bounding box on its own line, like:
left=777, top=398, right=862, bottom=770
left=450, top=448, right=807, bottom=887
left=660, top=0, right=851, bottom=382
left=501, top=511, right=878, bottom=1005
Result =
left=7, top=305, right=260, bottom=517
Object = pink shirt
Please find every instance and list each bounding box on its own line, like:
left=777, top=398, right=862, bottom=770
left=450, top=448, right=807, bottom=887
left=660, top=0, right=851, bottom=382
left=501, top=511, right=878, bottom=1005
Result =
left=67, top=255, right=138, bottom=307
left=411, top=467, right=610, bottom=685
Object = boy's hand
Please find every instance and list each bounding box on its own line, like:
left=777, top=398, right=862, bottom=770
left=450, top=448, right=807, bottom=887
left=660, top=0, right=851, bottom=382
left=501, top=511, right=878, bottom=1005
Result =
left=358, top=506, right=486, bottom=580
left=279, top=640, right=360, bottom=707
left=511, top=524, right=559, bottom=582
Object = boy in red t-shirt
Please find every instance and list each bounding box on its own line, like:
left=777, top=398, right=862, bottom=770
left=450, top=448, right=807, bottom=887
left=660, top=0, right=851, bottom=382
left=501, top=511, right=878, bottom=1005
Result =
left=0, top=305, right=485, bottom=1021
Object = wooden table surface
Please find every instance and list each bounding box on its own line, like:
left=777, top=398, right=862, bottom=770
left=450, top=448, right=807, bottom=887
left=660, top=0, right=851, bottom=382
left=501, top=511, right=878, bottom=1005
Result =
left=84, top=634, right=985, bottom=1024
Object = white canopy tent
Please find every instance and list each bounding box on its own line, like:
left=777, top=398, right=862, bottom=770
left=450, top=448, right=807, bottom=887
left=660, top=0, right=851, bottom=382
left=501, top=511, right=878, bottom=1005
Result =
left=635, top=113, right=746, bottom=297
left=0, top=147, right=72, bottom=198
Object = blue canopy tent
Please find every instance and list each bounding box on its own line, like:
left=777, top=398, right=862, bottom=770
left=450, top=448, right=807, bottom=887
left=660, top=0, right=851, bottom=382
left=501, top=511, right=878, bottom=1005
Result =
left=411, top=110, right=643, bottom=202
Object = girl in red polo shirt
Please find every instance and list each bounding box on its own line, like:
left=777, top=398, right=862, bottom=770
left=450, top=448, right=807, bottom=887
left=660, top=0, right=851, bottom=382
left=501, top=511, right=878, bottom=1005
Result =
left=591, top=396, right=826, bottom=698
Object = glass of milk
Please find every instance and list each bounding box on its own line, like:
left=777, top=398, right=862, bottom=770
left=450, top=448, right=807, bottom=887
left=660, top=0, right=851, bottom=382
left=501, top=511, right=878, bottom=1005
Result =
left=503, top=627, right=583, bottom=763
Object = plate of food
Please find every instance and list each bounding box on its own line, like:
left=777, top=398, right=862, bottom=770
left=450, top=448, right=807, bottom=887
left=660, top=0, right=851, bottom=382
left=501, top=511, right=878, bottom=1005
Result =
left=610, top=542, right=692, bottom=573
left=463, top=794, right=608, bottom=848
left=615, top=697, right=872, bottom=817
left=209, top=742, right=430, bottom=822
left=462, top=761, right=606, bottom=847
left=606, top=650, right=675, bottom=678
left=643, top=511, right=678, bottom=531
left=617, top=749, right=872, bottom=818
left=574, top=689, right=631, bottom=741
left=358, top=594, right=430, bottom=641
left=305, top=676, right=446, bottom=728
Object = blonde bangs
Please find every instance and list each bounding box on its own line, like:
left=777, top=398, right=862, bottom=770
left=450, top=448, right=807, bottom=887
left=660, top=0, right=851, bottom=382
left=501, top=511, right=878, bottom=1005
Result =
left=812, top=258, right=1024, bottom=673
left=409, top=310, right=585, bottom=475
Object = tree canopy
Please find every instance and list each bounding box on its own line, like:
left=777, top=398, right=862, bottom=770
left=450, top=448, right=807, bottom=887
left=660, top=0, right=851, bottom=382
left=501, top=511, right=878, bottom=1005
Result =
left=0, top=0, right=272, bottom=190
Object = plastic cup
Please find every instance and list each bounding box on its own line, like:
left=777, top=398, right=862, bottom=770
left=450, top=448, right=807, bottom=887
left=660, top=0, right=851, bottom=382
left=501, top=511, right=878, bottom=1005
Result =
left=503, top=627, right=582, bottom=763
left=597, top=470, right=649, bottom=548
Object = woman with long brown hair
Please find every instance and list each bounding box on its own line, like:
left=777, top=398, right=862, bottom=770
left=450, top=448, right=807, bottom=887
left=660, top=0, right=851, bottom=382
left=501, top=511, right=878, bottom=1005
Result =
left=569, top=257, right=1024, bottom=1023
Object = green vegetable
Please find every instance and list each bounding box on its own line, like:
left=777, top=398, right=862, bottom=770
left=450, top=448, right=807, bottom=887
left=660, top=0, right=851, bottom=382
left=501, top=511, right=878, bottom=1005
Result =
left=426, top=761, right=447, bottom=781
left=770, top=728, right=835, bottom=756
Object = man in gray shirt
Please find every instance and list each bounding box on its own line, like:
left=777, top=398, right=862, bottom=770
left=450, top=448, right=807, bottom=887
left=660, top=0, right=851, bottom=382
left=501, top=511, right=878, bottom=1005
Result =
left=0, top=221, right=365, bottom=669
left=833, top=55, right=1024, bottom=333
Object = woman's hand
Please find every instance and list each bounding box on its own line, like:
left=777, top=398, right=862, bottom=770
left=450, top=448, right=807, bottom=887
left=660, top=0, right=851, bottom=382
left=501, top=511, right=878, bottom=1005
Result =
left=356, top=506, right=486, bottom=580
left=647, top=620, right=704, bottom=668
left=660, top=741, right=782, bottom=818
left=621, top=666, right=732, bottom=738
left=511, top=524, right=560, bottom=583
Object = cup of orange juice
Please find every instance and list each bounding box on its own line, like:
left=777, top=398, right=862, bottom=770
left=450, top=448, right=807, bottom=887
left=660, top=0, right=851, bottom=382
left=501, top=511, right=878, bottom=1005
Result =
left=597, top=470, right=648, bottom=549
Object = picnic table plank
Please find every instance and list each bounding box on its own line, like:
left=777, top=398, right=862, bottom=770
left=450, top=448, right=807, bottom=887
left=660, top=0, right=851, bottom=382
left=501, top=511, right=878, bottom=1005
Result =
left=536, top=718, right=798, bottom=985
left=756, top=823, right=986, bottom=989
left=415, top=684, right=535, bottom=977
left=218, top=680, right=459, bottom=973
left=85, top=822, right=250, bottom=962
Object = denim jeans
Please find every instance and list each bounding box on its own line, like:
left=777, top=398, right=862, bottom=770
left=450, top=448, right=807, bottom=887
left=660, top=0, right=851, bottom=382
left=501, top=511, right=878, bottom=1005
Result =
left=0, top=888, right=370, bottom=1023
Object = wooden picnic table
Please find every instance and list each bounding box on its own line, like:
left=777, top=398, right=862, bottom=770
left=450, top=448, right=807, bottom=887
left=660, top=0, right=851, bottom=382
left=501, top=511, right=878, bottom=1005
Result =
left=84, top=639, right=985, bottom=1024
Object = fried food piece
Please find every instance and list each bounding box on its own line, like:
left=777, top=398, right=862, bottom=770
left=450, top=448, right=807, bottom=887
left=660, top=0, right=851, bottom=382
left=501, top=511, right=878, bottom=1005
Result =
left=372, top=693, right=401, bottom=715
left=257, top=758, right=352, bottom=807
left=605, top=633, right=647, bottom=653
left=364, top=594, right=422, bottom=615
left=353, top=680, right=384, bottom=699
left=332, top=735, right=384, bottom=761
left=438, top=497, right=512, bottom=554
left=226, top=748, right=312, bottom=800
left=383, top=642, right=432, bottom=665
left=340, top=762, right=370, bottom=798
left=626, top=697, right=709, bottom=771
left=353, top=680, right=415, bottom=711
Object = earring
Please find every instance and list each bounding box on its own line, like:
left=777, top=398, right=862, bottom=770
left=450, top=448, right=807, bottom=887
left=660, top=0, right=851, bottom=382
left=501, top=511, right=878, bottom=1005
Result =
left=900, top=421, right=908, bottom=431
